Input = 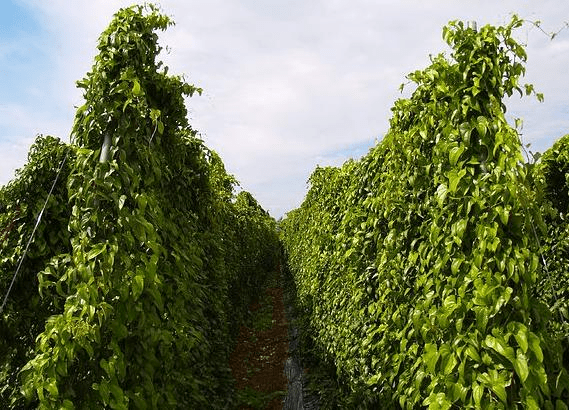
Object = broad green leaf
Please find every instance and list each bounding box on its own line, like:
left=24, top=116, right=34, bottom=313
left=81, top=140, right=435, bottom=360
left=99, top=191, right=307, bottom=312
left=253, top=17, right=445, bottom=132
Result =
left=99, top=380, right=110, bottom=404
left=496, top=206, right=509, bottom=225
left=528, top=332, right=543, bottom=362
left=132, top=79, right=141, bottom=96
left=86, top=243, right=106, bottom=260
left=442, top=351, right=458, bottom=375
left=484, top=334, right=516, bottom=364
left=476, top=116, right=488, bottom=138
left=450, top=382, right=468, bottom=402
left=523, top=395, right=540, bottom=410
left=492, top=381, right=508, bottom=403
left=436, top=184, right=448, bottom=207
left=514, top=326, right=529, bottom=353
left=133, top=274, right=144, bottom=300
left=465, top=345, right=481, bottom=362
left=423, top=392, right=451, bottom=410
left=109, top=383, right=125, bottom=404
left=46, top=379, right=59, bottom=397
left=472, top=382, right=483, bottom=406
left=451, top=257, right=463, bottom=275
left=118, top=194, right=127, bottom=210
left=423, top=343, right=440, bottom=373
left=366, top=374, right=381, bottom=386
left=448, top=169, right=466, bottom=193
left=61, top=399, right=75, bottom=410
left=514, top=351, right=529, bottom=382
left=449, top=146, right=465, bottom=166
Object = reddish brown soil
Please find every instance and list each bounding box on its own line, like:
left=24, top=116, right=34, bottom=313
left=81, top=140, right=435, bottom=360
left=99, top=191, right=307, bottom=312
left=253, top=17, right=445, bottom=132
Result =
left=229, top=286, right=289, bottom=410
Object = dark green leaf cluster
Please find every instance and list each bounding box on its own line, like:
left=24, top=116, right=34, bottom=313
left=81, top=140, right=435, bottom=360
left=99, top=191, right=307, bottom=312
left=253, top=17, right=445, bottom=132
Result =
left=281, top=17, right=569, bottom=409
left=532, top=134, right=569, bottom=360
left=1, top=4, right=278, bottom=409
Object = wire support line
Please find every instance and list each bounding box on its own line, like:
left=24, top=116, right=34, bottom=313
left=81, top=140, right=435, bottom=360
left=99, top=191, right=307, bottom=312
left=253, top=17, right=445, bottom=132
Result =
left=0, top=151, right=69, bottom=315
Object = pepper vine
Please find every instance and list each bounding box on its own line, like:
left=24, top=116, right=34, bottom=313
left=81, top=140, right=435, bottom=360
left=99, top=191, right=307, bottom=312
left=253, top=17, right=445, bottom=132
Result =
left=281, top=17, right=569, bottom=409
left=1, top=4, right=279, bottom=408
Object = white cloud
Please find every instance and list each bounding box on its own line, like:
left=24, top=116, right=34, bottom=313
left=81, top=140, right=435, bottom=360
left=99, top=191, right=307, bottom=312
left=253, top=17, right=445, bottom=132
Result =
left=0, top=136, right=34, bottom=186
left=2, top=0, right=569, bottom=217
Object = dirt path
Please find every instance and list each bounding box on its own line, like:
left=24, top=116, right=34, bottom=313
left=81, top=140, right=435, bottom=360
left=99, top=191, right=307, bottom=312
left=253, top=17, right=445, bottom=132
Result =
left=229, top=283, right=289, bottom=409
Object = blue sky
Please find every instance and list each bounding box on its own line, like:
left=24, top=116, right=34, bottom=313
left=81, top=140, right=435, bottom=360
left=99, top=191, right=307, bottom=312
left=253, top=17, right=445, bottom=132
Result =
left=2, top=1, right=569, bottom=218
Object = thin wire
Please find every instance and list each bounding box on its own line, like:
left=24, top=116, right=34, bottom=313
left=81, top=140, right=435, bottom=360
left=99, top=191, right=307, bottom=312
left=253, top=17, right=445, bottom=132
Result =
left=0, top=151, right=69, bottom=315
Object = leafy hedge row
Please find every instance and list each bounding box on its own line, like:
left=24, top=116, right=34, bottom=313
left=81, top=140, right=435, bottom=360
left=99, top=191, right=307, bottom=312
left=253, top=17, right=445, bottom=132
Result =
left=0, top=5, right=279, bottom=409
left=0, top=136, right=75, bottom=406
left=281, top=18, right=569, bottom=409
left=533, top=135, right=569, bottom=356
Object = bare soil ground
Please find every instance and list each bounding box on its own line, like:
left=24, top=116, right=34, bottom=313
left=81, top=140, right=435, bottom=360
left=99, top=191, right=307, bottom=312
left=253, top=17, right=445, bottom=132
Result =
left=229, top=284, right=289, bottom=410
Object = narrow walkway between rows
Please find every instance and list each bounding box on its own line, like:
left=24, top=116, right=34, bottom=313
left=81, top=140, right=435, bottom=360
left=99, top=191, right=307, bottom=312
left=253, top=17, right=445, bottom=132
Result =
left=229, top=274, right=289, bottom=409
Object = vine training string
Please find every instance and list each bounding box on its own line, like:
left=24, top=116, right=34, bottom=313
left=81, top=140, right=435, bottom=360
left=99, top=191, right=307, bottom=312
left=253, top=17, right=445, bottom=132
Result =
left=0, top=151, right=69, bottom=315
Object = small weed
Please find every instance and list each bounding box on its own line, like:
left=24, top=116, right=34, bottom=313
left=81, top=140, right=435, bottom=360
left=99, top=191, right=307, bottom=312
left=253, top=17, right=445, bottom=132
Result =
left=250, top=293, right=273, bottom=332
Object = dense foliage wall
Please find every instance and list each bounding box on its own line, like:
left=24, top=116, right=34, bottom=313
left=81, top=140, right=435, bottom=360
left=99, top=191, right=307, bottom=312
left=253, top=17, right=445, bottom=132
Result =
left=0, top=5, right=279, bottom=409
left=0, top=136, right=75, bottom=405
left=281, top=18, right=569, bottom=409
left=533, top=134, right=569, bottom=352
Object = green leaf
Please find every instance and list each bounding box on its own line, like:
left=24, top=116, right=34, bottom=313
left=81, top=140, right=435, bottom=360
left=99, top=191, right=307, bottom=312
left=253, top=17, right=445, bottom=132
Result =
left=528, top=332, right=543, bottom=362
left=449, top=146, right=465, bottom=166
left=514, top=326, right=529, bottom=353
left=493, top=383, right=507, bottom=404
left=118, top=194, right=127, bottom=210
left=451, top=257, right=463, bottom=275
left=436, top=184, right=448, bottom=207
left=109, top=383, right=125, bottom=404
left=86, top=243, right=106, bottom=260
left=465, top=345, right=481, bottom=362
left=524, top=395, right=540, bottom=410
left=133, top=274, right=144, bottom=300
left=478, top=369, right=508, bottom=403
left=472, top=382, right=483, bottom=406
left=100, top=358, right=111, bottom=377
left=484, top=334, right=516, bottom=364
left=99, top=381, right=110, bottom=404
left=514, top=351, right=529, bottom=382
left=366, top=374, right=381, bottom=386
left=450, top=383, right=468, bottom=402
left=46, top=379, right=59, bottom=397
left=496, top=206, right=509, bottom=225
left=442, top=351, right=458, bottom=375
left=448, top=169, right=466, bottom=193
left=132, top=79, right=142, bottom=96
left=423, top=343, right=440, bottom=373
left=476, top=116, right=488, bottom=138
left=62, top=399, right=75, bottom=410
left=423, top=392, right=451, bottom=410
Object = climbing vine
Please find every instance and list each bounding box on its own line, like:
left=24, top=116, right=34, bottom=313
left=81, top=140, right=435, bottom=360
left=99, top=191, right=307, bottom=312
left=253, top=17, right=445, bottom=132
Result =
left=281, top=17, right=569, bottom=409
left=1, top=4, right=278, bottom=408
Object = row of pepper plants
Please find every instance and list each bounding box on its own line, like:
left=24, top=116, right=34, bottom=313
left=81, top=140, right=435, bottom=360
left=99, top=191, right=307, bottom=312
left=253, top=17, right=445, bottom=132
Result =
left=281, top=17, right=569, bottom=409
left=0, top=5, right=279, bottom=409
